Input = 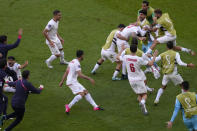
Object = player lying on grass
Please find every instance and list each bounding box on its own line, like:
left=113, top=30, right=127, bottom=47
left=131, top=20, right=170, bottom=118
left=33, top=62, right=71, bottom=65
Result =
left=117, top=44, right=158, bottom=115
left=167, top=81, right=197, bottom=131
left=154, top=41, right=195, bottom=105
left=59, top=50, right=103, bottom=114
left=145, top=9, right=195, bottom=56
left=91, top=24, right=125, bottom=81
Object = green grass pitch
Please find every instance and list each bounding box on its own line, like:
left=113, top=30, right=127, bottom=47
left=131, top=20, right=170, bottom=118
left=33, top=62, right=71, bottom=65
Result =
left=0, top=0, right=197, bottom=130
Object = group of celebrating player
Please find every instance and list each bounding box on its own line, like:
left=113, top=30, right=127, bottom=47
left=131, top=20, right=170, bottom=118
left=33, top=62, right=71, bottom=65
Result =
left=89, top=1, right=197, bottom=130
left=0, top=0, right=196, bottom=131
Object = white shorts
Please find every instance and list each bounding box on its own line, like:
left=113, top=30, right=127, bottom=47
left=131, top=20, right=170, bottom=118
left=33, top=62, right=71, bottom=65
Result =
left=101, top=49, right=118, bottom=63
left=46, top=39, right=63, bottom=55
left=68, top=82, right=86, bottom=95
left=3, top=85, right=16, bottom=93
left=117, top=40, right=129, bottom=53
left=157, top=35, right=176, bottom=45
left=162, top=73, right=183, bottom=86
left=129, top=80, right=147, bottom=94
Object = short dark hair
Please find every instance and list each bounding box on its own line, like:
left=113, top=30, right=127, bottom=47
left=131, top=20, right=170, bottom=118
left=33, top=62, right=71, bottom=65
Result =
left=182, top=81, right=189, bottom=91
left=130, top=44, right=137, bottom=53
left=0, top=59, right=7, bottom=69
left=22, top=70, right=30, bottom=79
left=8, top=56, right=15, bottom=60
left=142, top=0, right=149, bottom=6
left=0, top=35, right=7, bottom=43
left=53, top=10, right=61, bottom=15
left=76, top=50, right=84, bottom=58
left=139, top=9, right=147, bottom=16
left=118, top=24, right=126, bottom=28
left=131, top=38, right=138, bottom=45
left=154, top=9, right=162, bottom=15
left=167, top=41, right=174, bottom=49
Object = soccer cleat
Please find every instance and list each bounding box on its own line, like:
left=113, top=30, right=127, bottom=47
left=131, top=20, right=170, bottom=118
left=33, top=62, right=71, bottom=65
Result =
left=45, top=60, right=53, bottom=69
left=91, top=70, right=96, bottom=75
left=112, top=77, right=121, bottom=81
left=154, top=100, right=159, bottom=105
left=93, top=106, right=104, bottom=111
left=121, top=74, right=128, bottom=80
left=65, top=104, right=70, bottom=115
left=60, top=60, right=69, bottom=65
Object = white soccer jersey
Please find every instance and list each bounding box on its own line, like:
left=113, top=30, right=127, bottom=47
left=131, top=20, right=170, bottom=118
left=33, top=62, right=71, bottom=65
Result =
left=7, top=63, right=22, bottom=79
left=120, top=25, right=140, bottom=39
left=66, top=59, right=81, bottom=85
left=120, top=55, right=148, bottom=81
left=45, top=19, right=59, bottom=43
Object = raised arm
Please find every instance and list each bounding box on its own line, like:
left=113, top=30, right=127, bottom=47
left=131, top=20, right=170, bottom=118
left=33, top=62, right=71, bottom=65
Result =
left=5, top=29, right=22, bottom=50
left=18, top=61, right=28, bottom=69
left=27, top=82, right=42, bottom=94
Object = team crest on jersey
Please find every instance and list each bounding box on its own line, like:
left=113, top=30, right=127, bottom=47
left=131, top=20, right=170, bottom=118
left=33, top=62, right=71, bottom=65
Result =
left=48, top=24, right=52, bottom=28
left=78, top=65, right=81, bottom=68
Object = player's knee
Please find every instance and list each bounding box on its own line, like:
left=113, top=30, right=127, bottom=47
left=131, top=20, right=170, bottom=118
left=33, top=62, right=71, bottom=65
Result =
left=55, top=54, right=61, bottom=57
left=59, top=48, right=63, bottom=51
left=78, top=92, right=85, bottom=97
left=84, top=90, right=88, bottom=95
left=161, top=85, right=167, bottom=89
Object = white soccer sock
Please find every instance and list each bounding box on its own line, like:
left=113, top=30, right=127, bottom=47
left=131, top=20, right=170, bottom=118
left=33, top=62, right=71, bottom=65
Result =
left=47, top=55, right=57, bottom=63
left=92, top=63, right=100, bottom=72
left=85, top=93, right=98, bottom=108
left=122, top=62, right=126, bottom=75
left=147, top=48, right=152, bottom=54
left=68, top=95, right=82, bottom=108
left=141, top=99, right=146, bottom=105
left=181, top=47, right=191, bottom=53
left=155, top=88, right=164, bottom=101
left=112, top=69, right=120, bottom=78
left=60, top=50, right=65, bottom=61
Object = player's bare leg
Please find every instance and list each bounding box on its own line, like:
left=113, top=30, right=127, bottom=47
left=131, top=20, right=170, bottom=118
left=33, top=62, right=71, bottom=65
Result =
left=46, top=54, right=61, bottom=69
left=112, top=61, right=122, bottom=81
left=173, top=46, right=196, bottom=56
left=154, top=85, right=166, bottom=105
left=59, top=48, right=69, bottom=64
left=91, top=58, right=105, bottom=74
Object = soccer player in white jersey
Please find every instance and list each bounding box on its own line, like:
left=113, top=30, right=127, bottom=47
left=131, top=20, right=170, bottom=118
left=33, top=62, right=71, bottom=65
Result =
left=117, top=44, right=158, bottom=115
left=43, top=10, right=68, bottom=68
left=59, top=50, right=103, bottom=114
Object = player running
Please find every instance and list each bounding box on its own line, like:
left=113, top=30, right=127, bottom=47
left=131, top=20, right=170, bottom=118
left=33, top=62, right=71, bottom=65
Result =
left=91, top=24, right=125, bottom=80
left=146, top=9, right=195, bottom=56
left=43, top=10, right=68, bottom=69
left=117, top=44, right=158, bottom=115
left=167, top=81, right=197, bottom=131
left=154, top=42, right=195, bottom=105
left=59, top=50, right=103, bottom=114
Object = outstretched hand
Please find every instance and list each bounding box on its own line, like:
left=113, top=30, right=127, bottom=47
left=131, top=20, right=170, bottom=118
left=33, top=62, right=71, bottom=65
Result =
left=18, top=28, right=23, bottom=36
